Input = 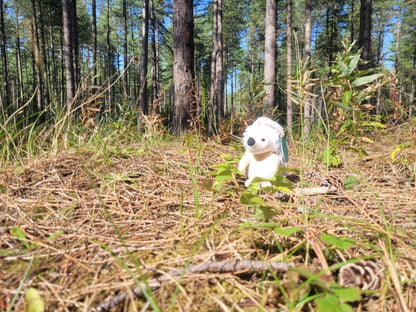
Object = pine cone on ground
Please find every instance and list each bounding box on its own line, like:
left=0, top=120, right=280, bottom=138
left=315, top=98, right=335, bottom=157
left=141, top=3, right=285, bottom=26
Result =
left=338, top=260, right=384, bottom=290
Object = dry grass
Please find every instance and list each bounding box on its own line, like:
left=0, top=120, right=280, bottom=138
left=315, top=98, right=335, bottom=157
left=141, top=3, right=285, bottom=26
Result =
left=0, top=124, right=415, bottom=312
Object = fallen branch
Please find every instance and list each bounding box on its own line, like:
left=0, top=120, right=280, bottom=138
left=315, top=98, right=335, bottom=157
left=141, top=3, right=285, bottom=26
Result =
left=87, top=259, right=293, bottom=312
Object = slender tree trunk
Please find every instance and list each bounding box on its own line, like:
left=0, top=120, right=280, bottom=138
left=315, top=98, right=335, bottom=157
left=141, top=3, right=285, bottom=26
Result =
left=410, top=43, right=416, bottom=119
left=92, top=0, right=97, bottom=87
left=208, top=0, right=224, bottom=136
left=303, top=0, right=312, bottom=136
left=150, top=0, right=159, bottom=110
left=208, top=0, right=218, bottom=136
left=106, top=0, right=111, bottom=115
left=122, top=0, right=128, bottom=99
left=0, top=0, right=9, bottom=111
left=70, top=0, right=79, bottom=90
left=31, top=0, right=43, bottom=112
left=139, top=0, right=149, bottom=127
left=359, top=0, right=372, bottom=69
left=286, top=0, right=293, bottom=136
left=37, top=0, right=51, bottom=110
left=49, top=20, right=58, bottom=99
left=264, top=0, right=276, bottom=115
left=172, top=0, right=195, bottom=136
left=394, top=7, right=401, bottom=72
left=14, top=3, right=24, bottom=106
left=62, top=0, right=75, bottom=109
left=350, top=0, right=355, bottom=42
left=216, top=0, right=224, bottom=123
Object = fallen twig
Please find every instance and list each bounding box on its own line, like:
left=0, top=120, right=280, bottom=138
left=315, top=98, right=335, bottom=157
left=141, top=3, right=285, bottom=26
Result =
left=87, top=259, right=293, bottom=312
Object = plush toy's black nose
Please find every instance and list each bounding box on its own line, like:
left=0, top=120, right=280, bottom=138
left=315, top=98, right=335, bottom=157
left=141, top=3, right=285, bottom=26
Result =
left=247, top=137, right=255, bottom=146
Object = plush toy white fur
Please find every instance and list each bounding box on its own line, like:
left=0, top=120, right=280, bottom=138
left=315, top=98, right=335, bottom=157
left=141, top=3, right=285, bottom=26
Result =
left=238, top=117, right=288, bottom=187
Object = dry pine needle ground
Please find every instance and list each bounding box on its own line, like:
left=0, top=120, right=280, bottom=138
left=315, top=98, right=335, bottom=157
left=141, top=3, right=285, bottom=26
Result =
left=0, top=124, right=415, bottom=311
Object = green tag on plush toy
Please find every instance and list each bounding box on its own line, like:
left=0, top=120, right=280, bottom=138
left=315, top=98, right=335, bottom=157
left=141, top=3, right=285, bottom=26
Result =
left=281, top=137, right=289, bottom=163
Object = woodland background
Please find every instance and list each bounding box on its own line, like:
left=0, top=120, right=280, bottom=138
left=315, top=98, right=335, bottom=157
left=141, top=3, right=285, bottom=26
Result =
left=1, top=1, right=416, bottom=311
left=0, top=0, right=415, bottom=144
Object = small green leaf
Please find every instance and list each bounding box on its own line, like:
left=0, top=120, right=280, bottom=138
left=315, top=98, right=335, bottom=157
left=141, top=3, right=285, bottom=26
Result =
left=343, top=176, right=360, bottom=190
left=320, top=233, right=356, bottom=249
left=47, top=230, right=64, bottom=241
left=11, top=227, right=32, bottom=249
left=321, top=148, right=342, bottom=167
left=331, top=284, right=362, bottom=302
left=238, top=221, right=278, bottom=230
left=337, top=55, right=349, bottom=77
left=254, top=206, right=278, bottom=221
left=240, top=191, right=265, bottom=205
left=348, top=54, right=360, bottom=74
left=274, top=226, right=302, bottom=236
left=342, top=91, right=352, bottom=107
left=317, top=295, right=353, bottom=312
left=351, top=73, right=383, bottom=87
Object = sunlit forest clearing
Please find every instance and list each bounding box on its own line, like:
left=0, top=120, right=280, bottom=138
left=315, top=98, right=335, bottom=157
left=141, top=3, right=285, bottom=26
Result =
left=1, top=120, right=415, bottom=311
left=1, top=0, right=416, bottom=311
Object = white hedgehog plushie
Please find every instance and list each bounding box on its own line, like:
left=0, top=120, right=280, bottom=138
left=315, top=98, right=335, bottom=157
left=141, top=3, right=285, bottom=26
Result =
left=238, top=117, right=289, bottom=187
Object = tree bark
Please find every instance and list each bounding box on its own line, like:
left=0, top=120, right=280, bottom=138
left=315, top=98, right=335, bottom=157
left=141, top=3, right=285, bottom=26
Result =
left=0, top=0, right=10, bottom=110
left=122, top=0, right=128, bottom=100
left=303, top=0, right=312, bottom=136
left=359, top=0, right=372, bottom=69
left=172, top=0, right=195, bottom=136
left=14, top=3, right=24, bottom=107
left=106, top=0, right=111, bottom=114
left=150, top=0, right=159, bottom=111
left=70, top=0, right=79, bottom=90
left=286, top=0, right=293, bottom=136
left=37, top=0, right=51, bottom=109
left=62, top=0, right=75, bottom=109
left=92, top=0, right=97, bottom=87
left=208, top=0, right=224, bottom=136
left=139, top=0, right=149, bottom=127
left=216, top=0, right=224, bottom=123
left=264, top=0, right=276, bottom=115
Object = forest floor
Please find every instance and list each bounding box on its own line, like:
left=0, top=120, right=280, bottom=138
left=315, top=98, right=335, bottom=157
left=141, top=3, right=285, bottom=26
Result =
left=1, top=122, right=416, bottom=312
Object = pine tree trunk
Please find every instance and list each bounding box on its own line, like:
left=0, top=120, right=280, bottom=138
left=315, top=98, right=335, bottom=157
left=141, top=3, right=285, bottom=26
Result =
left=264, top=0, right=276, bottom=115
left=62, top=0, right=75, bottom=110
left=286, top=0, right=293, bottom=136
left=216, top=0, right=224, bottom=123
left=37, top=0, right=50, bottom=110
left=359, top=0, right=372, bottom=69
left=172, top=0, right=195, bottom=136
left=92, top=0, right=97, bottom=87
left=394, top=7, right=401, bottom=72
left=139, top=0, right=149, bottom=127
left=106, top=0, right=111, bottom=115
left=410, top=44, right=416, bottom=119
left=122, top=0, right=128, bottom=100
left=70, top=0, right=79, bottom=91
left=208, top=0, right=224, bottom=136
left=0, top=0, right=9, bottom=110
left=208, top=0, right=218, bottom=136
left=14, top=3, right=24, bottom=107
left=303, top=0, right=312, bottom=136
left=150, top=0, right=159, bottom=110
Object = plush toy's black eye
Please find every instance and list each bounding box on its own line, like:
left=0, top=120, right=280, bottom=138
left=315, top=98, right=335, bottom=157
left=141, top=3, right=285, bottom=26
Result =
left=261, top=138, right=265, bottom=142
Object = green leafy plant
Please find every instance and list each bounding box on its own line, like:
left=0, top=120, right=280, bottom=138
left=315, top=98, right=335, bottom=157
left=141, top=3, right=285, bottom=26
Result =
left=323, top=40, right=385, bottom=146
left=239, top=168, right=295, bottom=221
left=11, top=227, right=35, bottom=250
left=203, top=154, right=241, bottom=193
left=319, top=146, right=343, bottom=167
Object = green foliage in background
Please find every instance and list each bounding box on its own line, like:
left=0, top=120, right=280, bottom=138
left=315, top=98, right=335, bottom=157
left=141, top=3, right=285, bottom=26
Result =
left=323, top=41, right=385, bottom=146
